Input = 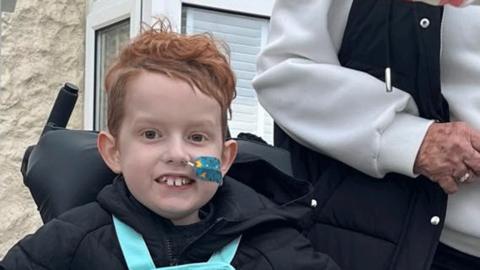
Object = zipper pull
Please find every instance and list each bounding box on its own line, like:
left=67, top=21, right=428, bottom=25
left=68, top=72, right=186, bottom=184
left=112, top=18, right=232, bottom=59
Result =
left=385, top=67, right=392, bottom=92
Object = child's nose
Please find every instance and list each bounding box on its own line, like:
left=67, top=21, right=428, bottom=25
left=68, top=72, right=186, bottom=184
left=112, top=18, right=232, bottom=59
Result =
left=162, top=138, right=191, bottom=165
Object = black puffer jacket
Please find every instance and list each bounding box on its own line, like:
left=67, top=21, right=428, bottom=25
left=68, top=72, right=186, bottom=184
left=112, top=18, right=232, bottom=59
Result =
left=0, top=175, right=339, bottom=270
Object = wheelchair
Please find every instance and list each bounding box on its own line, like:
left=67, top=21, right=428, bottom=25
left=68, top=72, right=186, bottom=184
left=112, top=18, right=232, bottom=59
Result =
left=20, top=83, right=309, bottom=224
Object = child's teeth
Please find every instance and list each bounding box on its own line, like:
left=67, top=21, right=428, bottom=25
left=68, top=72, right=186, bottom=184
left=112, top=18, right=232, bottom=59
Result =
left=161, top=177, right=192, bottom=186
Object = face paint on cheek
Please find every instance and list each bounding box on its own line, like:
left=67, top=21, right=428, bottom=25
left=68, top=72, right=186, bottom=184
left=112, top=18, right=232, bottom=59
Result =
left=184, top=156, right=223, bottom=185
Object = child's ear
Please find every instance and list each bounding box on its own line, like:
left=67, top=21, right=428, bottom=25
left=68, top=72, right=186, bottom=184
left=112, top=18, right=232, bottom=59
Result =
left=220, top=139, right=238, bottom=176
left=97, top=131, right=122, bottom=174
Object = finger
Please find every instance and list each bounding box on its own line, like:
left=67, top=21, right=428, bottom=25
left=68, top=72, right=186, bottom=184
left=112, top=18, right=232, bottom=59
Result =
left=437, top=177, right=459, bottom=194
left=464, top=152, right=480, bottom=176
left=462, top=170, right=478, bottom=183
left=452, top=163, right=469, bottom=180
left=456, top=171, right=472, bottom=183
left=465, top=174, right=477, bottom=183
left=470, top=130, right=480, bottom=152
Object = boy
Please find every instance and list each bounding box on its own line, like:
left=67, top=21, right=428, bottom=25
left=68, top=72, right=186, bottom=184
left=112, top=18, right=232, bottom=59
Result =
left=0, top=22, right=339, bottom=269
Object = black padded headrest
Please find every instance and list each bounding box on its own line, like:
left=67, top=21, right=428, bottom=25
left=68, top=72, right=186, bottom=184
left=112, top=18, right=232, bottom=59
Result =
left=22, top=129, right=116, bottom=223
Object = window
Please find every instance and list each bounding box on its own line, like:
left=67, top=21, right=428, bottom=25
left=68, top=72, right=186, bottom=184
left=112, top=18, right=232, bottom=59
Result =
left=84, top=0, right=141, bottom=130
left=182, top=6, right=273, bottom=143
left=0, top=0, right=16, bottom=13
left=86, top=0, right=274, bottom=143
left=94, top=20, right=130, bottom=131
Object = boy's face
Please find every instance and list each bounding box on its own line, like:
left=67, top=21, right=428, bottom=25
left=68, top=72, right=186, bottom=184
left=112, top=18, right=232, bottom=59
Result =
left=98, top=71, right=237, bottom=225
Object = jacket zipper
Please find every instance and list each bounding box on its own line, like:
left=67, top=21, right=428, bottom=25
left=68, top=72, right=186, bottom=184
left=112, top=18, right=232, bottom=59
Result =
left=166, top=239, right=177, bottom=266
left=177, top=217, right=226, bottom=260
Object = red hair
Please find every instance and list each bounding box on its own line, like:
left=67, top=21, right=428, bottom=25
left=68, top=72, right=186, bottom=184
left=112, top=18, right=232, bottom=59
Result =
left=104, top=19, right=236, bottom=137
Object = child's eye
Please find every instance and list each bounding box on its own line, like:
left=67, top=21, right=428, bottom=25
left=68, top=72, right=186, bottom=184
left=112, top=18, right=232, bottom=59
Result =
left=189, top=133, right=207, bottom=143
left=142, top=130, right=160, bottom=140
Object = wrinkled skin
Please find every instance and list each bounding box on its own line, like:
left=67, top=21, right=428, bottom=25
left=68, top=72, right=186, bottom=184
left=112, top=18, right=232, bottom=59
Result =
left=414, top=122, right=480, bottom=194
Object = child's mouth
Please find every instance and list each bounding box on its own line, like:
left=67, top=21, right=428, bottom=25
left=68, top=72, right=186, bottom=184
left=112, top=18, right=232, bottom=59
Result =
left=155, top=176, right=195, bottom=187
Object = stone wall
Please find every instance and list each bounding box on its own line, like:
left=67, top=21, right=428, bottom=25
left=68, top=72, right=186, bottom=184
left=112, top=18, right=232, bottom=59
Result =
left=0, top=0, right=86, bottom=257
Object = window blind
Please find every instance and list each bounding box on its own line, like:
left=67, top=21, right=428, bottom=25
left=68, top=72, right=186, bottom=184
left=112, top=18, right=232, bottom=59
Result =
left=182, top=6, right=273, bottom=144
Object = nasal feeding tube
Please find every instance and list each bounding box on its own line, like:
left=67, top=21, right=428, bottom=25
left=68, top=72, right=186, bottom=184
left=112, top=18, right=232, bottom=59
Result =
left=183, top=156, right=223, bottom=185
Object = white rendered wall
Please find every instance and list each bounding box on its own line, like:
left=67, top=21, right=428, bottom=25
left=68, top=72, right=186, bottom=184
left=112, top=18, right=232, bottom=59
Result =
left=0, top=0, right=86, bottom=258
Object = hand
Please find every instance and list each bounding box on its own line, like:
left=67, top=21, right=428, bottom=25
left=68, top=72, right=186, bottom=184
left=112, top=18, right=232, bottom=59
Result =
left=413, top=122, right=480, bottom=194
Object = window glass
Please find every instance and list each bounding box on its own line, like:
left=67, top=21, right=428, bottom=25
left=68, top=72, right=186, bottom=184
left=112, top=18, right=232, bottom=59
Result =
left=94, top=19, right=130, bottom=131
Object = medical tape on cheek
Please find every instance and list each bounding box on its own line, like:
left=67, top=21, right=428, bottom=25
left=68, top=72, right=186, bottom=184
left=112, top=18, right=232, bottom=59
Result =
left=185, top=156, right=223, bottom=185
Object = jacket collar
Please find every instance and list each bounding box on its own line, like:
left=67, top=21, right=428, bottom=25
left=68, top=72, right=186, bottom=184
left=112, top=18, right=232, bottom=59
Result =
left=96, top=175, right=298, bottom=262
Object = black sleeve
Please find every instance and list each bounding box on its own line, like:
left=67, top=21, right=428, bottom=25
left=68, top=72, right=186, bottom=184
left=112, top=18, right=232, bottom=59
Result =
left=0, top=219, right=85, bottom=270
left=234, top=223, right=341, bottom=270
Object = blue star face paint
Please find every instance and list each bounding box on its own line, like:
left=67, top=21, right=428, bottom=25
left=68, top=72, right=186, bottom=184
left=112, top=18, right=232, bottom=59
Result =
left=185, top=156, right=223, bottom=185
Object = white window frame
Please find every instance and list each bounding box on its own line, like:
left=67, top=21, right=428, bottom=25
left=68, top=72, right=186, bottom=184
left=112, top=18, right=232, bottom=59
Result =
left=84, top=0, right=274, bottom=135
left=141, top=0, right=273, bottom=30
left=84, top=0, right=141, bottom=129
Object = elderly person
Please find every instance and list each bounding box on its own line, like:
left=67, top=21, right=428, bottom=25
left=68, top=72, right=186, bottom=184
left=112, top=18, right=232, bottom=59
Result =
left=254, top=0, right=480, bottom=269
